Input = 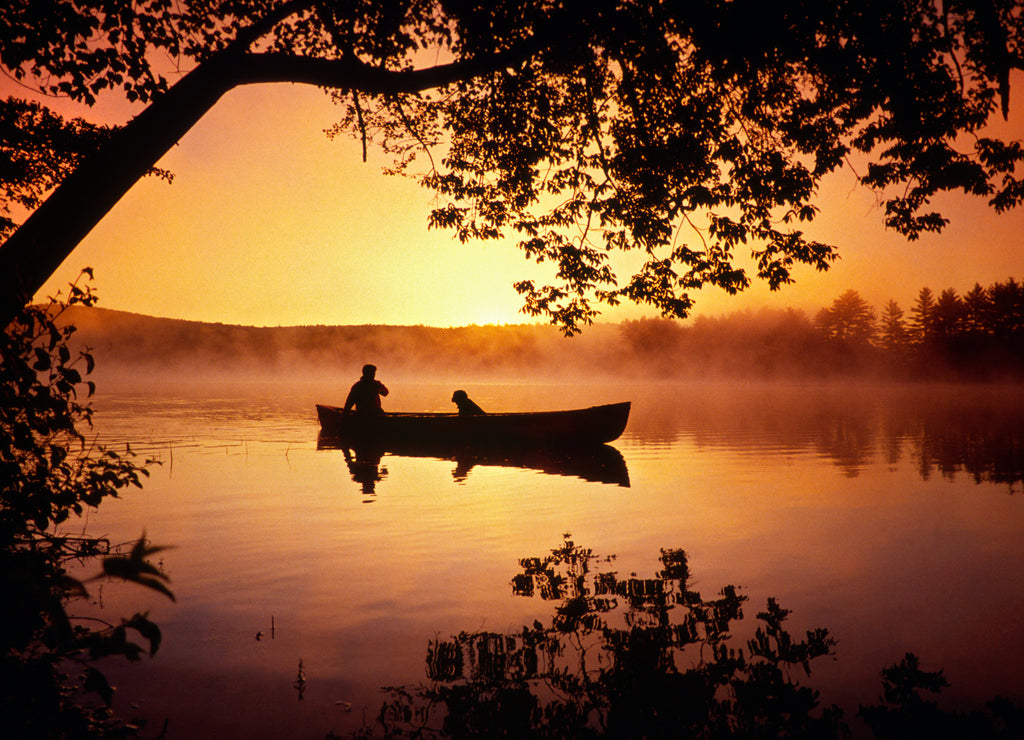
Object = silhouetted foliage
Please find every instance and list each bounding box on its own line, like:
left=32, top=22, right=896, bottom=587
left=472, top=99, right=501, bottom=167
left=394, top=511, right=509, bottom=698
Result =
left=0, top=99, right=120, bottom=240
left=877, top=300, right=912, bottom=375
left=808, top=278, right=1024, bottom=379
left=858, top=653, right=1024, bottom=740
left=3, top=1, right=1024, bottom=332
left=816, top=290, right=877, bottom=347
left=352, top=536, right=844, bottom=739
left=908, top=287, right=936, bottom=348
left=1, top=273, right=173, bottom=738
left=345, top=537, right=1021, bottom=739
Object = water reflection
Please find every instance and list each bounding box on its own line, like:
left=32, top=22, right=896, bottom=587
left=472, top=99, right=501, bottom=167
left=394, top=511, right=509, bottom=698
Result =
left=79, top=386, right=1024, bottom=737
left=348, top=537, right=1020, bottom=739
left=318, top=436, right=630, bottom=490
left=633, top=384, right=1024, bottom=488
left=908, top=411, right=1024, bottom=488
left=340, top=445, right=388, bottom=498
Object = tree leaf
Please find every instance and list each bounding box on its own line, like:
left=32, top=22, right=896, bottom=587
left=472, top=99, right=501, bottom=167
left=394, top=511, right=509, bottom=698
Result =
left=101, top=533, right=176, bottom=601
left=83, top=666, right=114, bottom=706
left=32, top=347, right=51, bottom=371
left=124, top=612, right=163, bottom=657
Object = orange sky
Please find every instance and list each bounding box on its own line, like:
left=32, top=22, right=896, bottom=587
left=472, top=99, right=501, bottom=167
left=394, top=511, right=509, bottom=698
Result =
left=16, top=79, right=1024, bottom=328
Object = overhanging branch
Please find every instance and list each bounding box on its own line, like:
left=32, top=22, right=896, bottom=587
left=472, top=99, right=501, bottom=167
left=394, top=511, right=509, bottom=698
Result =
left=232, top=47, right=532, bottom=92
left=0, top=40, right=537, bottom=326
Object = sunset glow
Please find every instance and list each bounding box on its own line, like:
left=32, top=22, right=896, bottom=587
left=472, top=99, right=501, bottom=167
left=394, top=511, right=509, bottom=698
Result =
left=8, top=6, right=1024, bottom=739
left=20, top=79, right=1024, bottom=328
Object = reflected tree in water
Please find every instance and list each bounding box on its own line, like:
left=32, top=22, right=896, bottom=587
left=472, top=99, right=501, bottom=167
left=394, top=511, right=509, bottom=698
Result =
left=656, top=386, right=1024, bottom=491
left=358, top=536, right=844, bottom=739
left=825, top=397, right=1024, bottom=490
left=912, top=411, right=1024, bottom=492
left=343, top=537, right=1024, bottom=740
left=858, top=653, right=1024, bottom=740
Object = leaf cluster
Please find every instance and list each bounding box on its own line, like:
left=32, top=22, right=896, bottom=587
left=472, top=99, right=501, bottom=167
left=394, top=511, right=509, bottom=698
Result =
left=0, top=98, right=115, bottom=239
left=0, top=0, right=183, bottom=104
left=335, top=0, right=1024, bottom=333
left=0, top=272, right=173, bottom=738
left=2, top=1, right=1023, bottom=335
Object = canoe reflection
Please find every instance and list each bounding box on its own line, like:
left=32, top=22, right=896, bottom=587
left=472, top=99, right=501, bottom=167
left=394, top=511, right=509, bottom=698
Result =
left=317, top=434, right=630, bottom=491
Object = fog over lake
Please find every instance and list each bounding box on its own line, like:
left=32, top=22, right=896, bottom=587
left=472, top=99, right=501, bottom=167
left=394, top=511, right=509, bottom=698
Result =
left=72, top=374, right=1024, bottom=739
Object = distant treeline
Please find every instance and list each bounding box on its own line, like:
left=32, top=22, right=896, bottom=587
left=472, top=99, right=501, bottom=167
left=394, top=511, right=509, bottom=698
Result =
left=811, top=277, right=1024, bottom=379
left=60, top=279, right=1024, bottom=381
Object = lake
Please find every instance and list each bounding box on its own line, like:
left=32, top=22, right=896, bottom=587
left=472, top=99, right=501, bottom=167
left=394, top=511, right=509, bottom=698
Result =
left=76, top=379, right=1024, bottom=738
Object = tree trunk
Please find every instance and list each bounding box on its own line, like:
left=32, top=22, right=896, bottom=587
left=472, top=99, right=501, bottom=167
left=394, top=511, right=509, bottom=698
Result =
left=0, top=57, right=236, bottom=325
left=0, top=45, right=524, bottom=326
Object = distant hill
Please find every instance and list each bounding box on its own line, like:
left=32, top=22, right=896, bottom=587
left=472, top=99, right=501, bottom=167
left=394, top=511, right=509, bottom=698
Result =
left=51, top=287, right=1024, bottom=383
left=58, top=306, right=633, bottom=381
left=56, top=305, right=851, bottom=382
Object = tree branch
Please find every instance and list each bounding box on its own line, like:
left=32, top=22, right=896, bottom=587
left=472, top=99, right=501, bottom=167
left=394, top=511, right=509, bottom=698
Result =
left=233, top=47, right=534, bottom=92
left=0, top=43, right=536, bottom=326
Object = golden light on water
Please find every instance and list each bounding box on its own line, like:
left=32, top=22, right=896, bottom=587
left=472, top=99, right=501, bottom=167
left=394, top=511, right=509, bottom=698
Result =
left=77, top=382, right=1024, bottom=738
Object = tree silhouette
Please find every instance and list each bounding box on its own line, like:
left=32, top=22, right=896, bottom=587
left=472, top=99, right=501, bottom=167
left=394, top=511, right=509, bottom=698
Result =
left=909, top=287, right=937, bottom=346
left=2, top=1, right=1024, bottom=332
left=815, top=289, right=876, bottom=347
left=1, top=273, right=174, bottom=737
left=933, top=289, right=965, bottom=340
left=879, top=300, right=908, bottom=351
left=365, top=536, right=844, bottom=739
left=989, top=278, right=1024, bottom=337
left=962, top=283, right=991, bottom=336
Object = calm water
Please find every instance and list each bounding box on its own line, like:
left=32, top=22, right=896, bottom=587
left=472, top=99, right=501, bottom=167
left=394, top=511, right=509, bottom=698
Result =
left=74, top=379, right=1024, bottom=738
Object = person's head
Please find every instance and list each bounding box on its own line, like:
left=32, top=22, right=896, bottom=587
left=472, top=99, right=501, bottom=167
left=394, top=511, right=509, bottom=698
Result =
left=452, top=389, right=468, bottom=403
left=361, top=364, right=377, bottom=379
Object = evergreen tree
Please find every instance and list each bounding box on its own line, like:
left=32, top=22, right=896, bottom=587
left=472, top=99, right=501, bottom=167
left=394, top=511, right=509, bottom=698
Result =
left=962, top=283, right=991, bottom=336
left=815, top=289, right=876, bottom=347
left=879, top=299, right=908, bottom=351
left=909, top=287, right=936, bottom=345
left=933, top=288, right=965, bottom=339
left=989, top=278, right=1024, bottom=336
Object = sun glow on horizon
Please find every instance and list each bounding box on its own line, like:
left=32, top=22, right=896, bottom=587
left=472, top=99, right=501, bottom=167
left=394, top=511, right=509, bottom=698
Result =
left=23, top=80, right=1024, bottom=329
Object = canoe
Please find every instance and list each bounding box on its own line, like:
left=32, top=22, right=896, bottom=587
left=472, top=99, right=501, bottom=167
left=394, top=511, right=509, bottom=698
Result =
left=315, top=401, right=630, bottom=446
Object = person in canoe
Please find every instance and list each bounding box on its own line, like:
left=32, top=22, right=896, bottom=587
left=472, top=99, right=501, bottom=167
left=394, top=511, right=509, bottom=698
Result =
left=343, top=364, right=389, bottom=415
left=451, top=389, right=485, bottom=415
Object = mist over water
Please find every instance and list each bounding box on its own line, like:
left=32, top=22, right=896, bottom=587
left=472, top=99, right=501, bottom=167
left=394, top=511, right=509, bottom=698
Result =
left=64, top=301, right=1024, bottom=397
left=73, top=368, right=1024, bottom=739
left=50, top=304, right=973, bottom=388
left=64, top=305, right=632, bottom=386
left=43, top=306, right=1024, bottom=738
